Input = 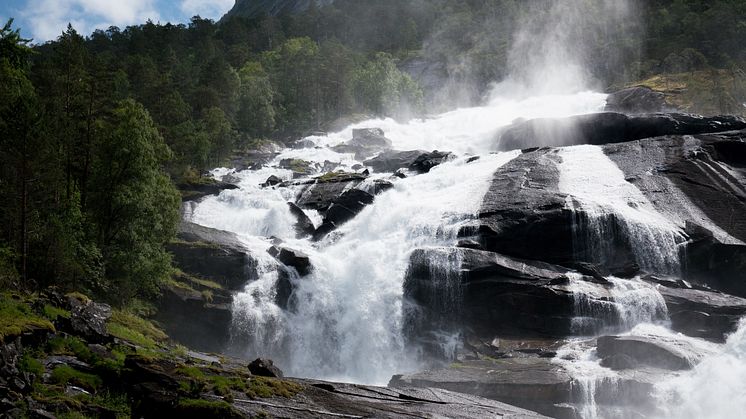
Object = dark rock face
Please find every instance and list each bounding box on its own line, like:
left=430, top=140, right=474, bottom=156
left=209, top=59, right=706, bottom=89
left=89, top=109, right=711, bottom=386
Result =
left=605, top=86, right=667, bottom=114
left=68, top=299, right=112, bottom=344
left=364, top=149, right=454, bottom=173
left=287, top=202, right=315, bottom=238
left=596, top=335, right=707, bottom=371
left=270, top=246, right=312, bottom=276
left=409, top=150, right=454, bottom=173
left=262, top=174, right=282, bottom=187
left=178, top=180, right=238, bottom=202
left=248, top=358, right=284, bottom=378
left=497, top=112, right=746, bottom=151
left=389, top=358, right=572, bottom=418
left=168, top=222, right=256, bottom=291
left=364, top=150, right=426, bottom=172
left=331, top=128, right=393, bottom=159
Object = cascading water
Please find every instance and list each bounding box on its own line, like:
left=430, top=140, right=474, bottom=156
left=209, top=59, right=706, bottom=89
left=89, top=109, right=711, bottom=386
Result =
left=188, top=92, right=608, bottom=385
left=558, top=144, right=686, bottom=275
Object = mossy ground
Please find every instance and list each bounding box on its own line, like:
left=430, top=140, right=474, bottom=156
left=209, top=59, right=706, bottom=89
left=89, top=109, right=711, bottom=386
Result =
left=626, top=69, right=746, bottom=116
left=0, top=292, right=306, bottom=418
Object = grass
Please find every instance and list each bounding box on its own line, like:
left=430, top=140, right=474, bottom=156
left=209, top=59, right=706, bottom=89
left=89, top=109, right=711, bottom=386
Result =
left=107, top=309, right=167, bottom=349
left=245, top=376, right=302, bottom=399
left=51, top=365, right=103, bottom=391
left=0, top=294, right=55, bottom=342
left=19, top=353, right=44, bottom=375
left=43, top=304, right=71, bottom=321
left=176, top=399, right=237, bottom=417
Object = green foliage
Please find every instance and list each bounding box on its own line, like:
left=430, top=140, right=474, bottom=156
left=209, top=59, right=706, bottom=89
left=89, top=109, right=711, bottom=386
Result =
left=245, top=376, right=302, bottom=399
left=51, top=365, right=103, bottom=390
left=176, top=399, right=237, bottom=416
left=19, top=353, right=44, bottom=376
left=106, top=309, right=167, bottom=349
left=0, top=295, right=55, bottom=342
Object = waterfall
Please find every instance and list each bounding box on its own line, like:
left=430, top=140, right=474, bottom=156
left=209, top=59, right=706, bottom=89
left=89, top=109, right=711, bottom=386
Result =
left=558, top=145, right=687, bottom=275
left=188, top=92, right=608, bottom=385
left=654, top=319, right=746, bottom=419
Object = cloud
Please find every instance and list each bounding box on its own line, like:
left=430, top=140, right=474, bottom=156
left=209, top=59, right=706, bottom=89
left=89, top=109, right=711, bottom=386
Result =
left=180, top=0, right=233, bottom=20
left=20, top=0, right=161, bottom=42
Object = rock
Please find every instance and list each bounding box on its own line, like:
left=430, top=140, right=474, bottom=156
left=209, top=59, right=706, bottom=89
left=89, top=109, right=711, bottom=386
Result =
left=248, top=358, right=283, bottom=378
left=404, top=247, right=615, bottom=341
left=605, top=86, right=667, bottom=114
left=262, top=175, right=282, bottom=187
left=270, top=246, right=312, bottom=277
left=364, top=150, right=427, bottom=172
left=596, top=335, right=711, bottom=371
left=68, top=299, right=112, bottom=344
left=409, top=150, right=454, bottom=173
left=351, top=128, right=390, bottom=147
left=324, top=189, right=374, bottom=225
left=178, top=179, right=239, bottom=202
left=279, top=158, right=315, bottom=178
left=295, top=173, right=366, bottom=211
left=155, top=282, right=233, bottom=353
left=292, top=138, right=316, bottom=149
left=389, top=358, right=571, bottom=418
left=331, top=128, right=393, bottom=160
left=168, top=222, right=257, bottom=291
left=497, top=112, right=746, bottom=151
left=650, top=284, right=746, bottom=342
left=287, top=202, right=315, bottom=238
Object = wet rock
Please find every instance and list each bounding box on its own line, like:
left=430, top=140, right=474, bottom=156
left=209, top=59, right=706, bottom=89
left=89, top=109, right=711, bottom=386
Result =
left=497, top=112, right=746, bottom=151
left=409, top=150, right=454, bottom=173
left=270, top=246, right=312, bottom=277
left=279, top=158, right=314, bottom=178
left=262, top=175, right=282, bottom=187
left=605, top=86, right=667, bottom=114
left=596, top=335, right=709, bottom=371
left=331, top=128, right=393, bottom=160
left=248, top=358, right=283, bottom=378
left=287, top=202, right=315, bottom=238
left=168, top=222, right=257, bottom=291
left=178, top=179, right=239, bottom=202
left=68, top=299, right=112, bottom=344
left=364, top=150, right=427, bottom=172
left=389, top=358, right=571, bottom=418
left=292, top=138, right=316, bottom=149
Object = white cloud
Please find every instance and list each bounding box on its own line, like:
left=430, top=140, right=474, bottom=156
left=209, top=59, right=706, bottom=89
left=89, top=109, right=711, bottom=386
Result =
left=21, top=0, right=161, bottom=42
left=179, top=0, right=233, bottom=20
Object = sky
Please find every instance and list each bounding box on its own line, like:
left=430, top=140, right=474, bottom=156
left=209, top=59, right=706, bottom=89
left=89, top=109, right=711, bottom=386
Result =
left=0, top=0, right=235, bottom=43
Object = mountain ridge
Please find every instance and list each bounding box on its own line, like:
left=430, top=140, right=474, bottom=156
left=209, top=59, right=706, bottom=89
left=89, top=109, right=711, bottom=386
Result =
left=222, top=0, right=335, bottom=20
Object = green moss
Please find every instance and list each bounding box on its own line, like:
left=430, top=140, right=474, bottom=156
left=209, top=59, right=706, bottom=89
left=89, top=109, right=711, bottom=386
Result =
left=176, top=399, right=237, bottom=416
left=0, top=294, right=55, bottom=342
left=19, top=353, right=44, bottom=376
left=245, top=376, right=302, bottom=399
left=43, top=304, right=71, bottom=321
left=107, top=309, right=166, bottom=349
left=51, top=365, right=102, bottom=391
left=48, top=336, right=93, bottom=360
left=66, top=292, right=91, bottom=304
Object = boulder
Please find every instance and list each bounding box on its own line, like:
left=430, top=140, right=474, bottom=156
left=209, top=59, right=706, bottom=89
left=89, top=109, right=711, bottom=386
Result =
left=364, top=150, right=427, bottom=172
left=168, top=222, right=256, bottom=291
left=605, top=86, right=667, bottom=114
left=262, top=175, right=282, bottom=187
left=269, top=246, right=312, bottom=277
left=389, top=358, right=573, bottom=418
left=596, top=335, right=709, bottom=371
left=497, top=112, right=746, bottom=151
left=279, top=158, right=315, bottom=178
left=331, top=128, right=393, bottom=160
left=68, top=299, right=112, bottom=344
left=409, top=150, right=454, bottom=173
left=178, top=179, right=239, bottom=202
left=287, top=202, right=315, bottom=238
left=248, top=358, right=284, bottom=378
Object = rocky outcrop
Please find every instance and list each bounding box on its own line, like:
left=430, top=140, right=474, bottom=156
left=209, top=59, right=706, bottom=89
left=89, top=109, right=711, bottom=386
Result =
left=168, top=222, right=256, bottom=291
left=605, top=86, right=667, bottom=114
left=178, top=179, right=238, bottom=202
left=287, top=202, right=315, bottom=238
left=364, top=149, right=454, bottom=173
left=596, top=335, right=710, bottom=371
left=497, top=112, right=746, bottom=151
left=222, top=0, right=335, bottom=21
left=331, top=128, right=393, bottom=160
left=248, top=358, right=284, bottom=378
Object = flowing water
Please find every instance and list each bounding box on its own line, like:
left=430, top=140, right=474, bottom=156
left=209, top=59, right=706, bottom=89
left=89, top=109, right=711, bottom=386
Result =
left=187, top=92, right=608, bottom=384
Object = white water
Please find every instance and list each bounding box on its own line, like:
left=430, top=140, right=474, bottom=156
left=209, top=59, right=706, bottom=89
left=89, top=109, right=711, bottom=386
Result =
left=558, top=145, right=687, bottom=274
left=188, top=92, right=607, bottom=384
left=655, top=319, right=746, bottom=419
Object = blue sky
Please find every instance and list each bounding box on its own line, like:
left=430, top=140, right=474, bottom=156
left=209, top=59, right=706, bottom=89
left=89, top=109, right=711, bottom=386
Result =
left=0, top=0, right=235, bottom=43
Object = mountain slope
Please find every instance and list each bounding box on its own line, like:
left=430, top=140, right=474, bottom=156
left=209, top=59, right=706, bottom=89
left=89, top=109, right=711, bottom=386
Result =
left=222, top=0, right=335, bottom=20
